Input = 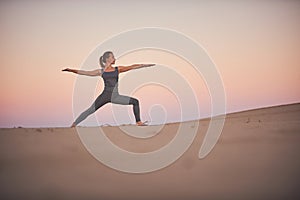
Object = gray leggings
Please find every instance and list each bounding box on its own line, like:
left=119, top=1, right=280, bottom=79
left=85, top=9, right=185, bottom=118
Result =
left=74, top=90, right=141, bottom=125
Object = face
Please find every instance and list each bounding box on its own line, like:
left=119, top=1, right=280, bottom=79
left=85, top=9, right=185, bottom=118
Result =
left=107, top=53, right=116, bottom=65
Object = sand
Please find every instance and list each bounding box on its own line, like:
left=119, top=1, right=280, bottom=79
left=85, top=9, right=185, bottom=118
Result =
left=0, top=103, right=299, bottom=200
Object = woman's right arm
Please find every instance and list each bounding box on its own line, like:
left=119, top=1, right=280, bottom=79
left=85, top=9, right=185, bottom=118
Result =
left=62, top=68, right=101, bottom=76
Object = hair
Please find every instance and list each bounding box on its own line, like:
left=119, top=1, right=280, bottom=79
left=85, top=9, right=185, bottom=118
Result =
left=99, top=51, right=113, bottom=69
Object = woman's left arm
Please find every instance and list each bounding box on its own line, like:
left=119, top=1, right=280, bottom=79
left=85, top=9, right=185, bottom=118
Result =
left=118, top=64, right=155, bottom=73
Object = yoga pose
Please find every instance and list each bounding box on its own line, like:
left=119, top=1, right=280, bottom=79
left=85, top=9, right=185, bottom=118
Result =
left=62, top=51, right=155, bottom=127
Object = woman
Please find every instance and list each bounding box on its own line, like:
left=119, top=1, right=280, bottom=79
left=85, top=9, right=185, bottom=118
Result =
left=62, top=51, right=155, bottom=127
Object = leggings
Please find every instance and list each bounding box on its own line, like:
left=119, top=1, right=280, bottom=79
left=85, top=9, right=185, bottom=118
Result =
left=74, top=90, right=141, bottom=125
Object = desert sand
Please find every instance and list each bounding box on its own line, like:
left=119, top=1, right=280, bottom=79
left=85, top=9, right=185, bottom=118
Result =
left=0, top=103, right=299, bottom=200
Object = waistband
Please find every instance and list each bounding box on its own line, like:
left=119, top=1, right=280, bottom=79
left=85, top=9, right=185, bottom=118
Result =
left=104, top=86, right=118, bottom=92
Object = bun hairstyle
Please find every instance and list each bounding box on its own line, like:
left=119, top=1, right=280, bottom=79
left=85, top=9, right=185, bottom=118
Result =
left=99, top=51, right=113, bottom=69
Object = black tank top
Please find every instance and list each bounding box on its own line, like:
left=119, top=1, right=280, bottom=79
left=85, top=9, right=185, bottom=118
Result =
left=101, top=67, right=119, bottom=92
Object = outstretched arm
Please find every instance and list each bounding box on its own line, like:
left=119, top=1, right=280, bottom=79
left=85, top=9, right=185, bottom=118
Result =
left=118, top=64, right=155, bottom=73
left=62, top=68, right=101, bottom=76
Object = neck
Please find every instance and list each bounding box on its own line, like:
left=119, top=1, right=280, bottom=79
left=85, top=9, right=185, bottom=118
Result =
left=105, top=64, right=113, bottom=68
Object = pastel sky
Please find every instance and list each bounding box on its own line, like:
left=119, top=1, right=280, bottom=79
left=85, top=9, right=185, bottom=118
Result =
left=0, top=0, right=299, bottom=127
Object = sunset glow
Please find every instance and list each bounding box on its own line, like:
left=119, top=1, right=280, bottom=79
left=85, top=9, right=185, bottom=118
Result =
left=1, top=0, right=299, bottom=127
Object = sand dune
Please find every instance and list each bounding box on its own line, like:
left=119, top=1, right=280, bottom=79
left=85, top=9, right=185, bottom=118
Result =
left=1, top=103, right=299, bottom=200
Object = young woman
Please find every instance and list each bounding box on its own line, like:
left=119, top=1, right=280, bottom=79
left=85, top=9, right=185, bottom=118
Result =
left=62, top=51, right=155, bottom=127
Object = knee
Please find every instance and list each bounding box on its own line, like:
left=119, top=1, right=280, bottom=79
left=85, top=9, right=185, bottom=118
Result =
left=130, top=98, right=139, bottom=106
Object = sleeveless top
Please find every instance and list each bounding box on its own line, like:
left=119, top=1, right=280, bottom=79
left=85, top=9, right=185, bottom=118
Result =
left=101, top=67, right=119, bottom=92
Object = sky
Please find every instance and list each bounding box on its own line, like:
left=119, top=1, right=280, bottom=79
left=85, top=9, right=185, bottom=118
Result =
left=0, top=0, right=299, bottom=128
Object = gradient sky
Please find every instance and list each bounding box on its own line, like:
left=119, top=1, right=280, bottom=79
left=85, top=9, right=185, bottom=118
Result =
left=0, top=0, right=299, bottom=127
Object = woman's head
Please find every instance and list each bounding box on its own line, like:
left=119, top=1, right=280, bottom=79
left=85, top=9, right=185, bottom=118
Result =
left=99, top=51, right=116, bottom=68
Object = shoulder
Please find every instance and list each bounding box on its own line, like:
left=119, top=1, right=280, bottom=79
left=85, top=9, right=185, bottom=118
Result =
left=98, top=68, right=104, bottom=76
left=116, top=65, right=128, bottom=73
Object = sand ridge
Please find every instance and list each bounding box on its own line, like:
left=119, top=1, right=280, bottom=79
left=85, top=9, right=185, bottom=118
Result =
left=0, top=103, right=299, bottom=199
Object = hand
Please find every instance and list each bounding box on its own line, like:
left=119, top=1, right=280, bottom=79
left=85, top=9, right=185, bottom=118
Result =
left=143, top=64, right=156, bottom=68
left=62, top=68, right=77, bottom=73
left=62, top=68, right=71, bottom=72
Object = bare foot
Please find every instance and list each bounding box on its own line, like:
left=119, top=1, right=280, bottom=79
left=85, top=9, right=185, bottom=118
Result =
left=136, top=121, right=148, bottom=126
left=70, top=123, right=76, bottom=128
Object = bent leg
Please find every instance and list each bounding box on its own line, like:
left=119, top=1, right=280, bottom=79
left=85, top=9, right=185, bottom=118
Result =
left=73, top=92, right=111, bottom=125
left=111, top=93, right=141, bottom=122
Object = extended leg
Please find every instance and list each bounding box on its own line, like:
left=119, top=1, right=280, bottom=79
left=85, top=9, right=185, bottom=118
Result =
left=72, top=92, right=110, bottom=126
left=73, top=104, right=97, bottom=126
